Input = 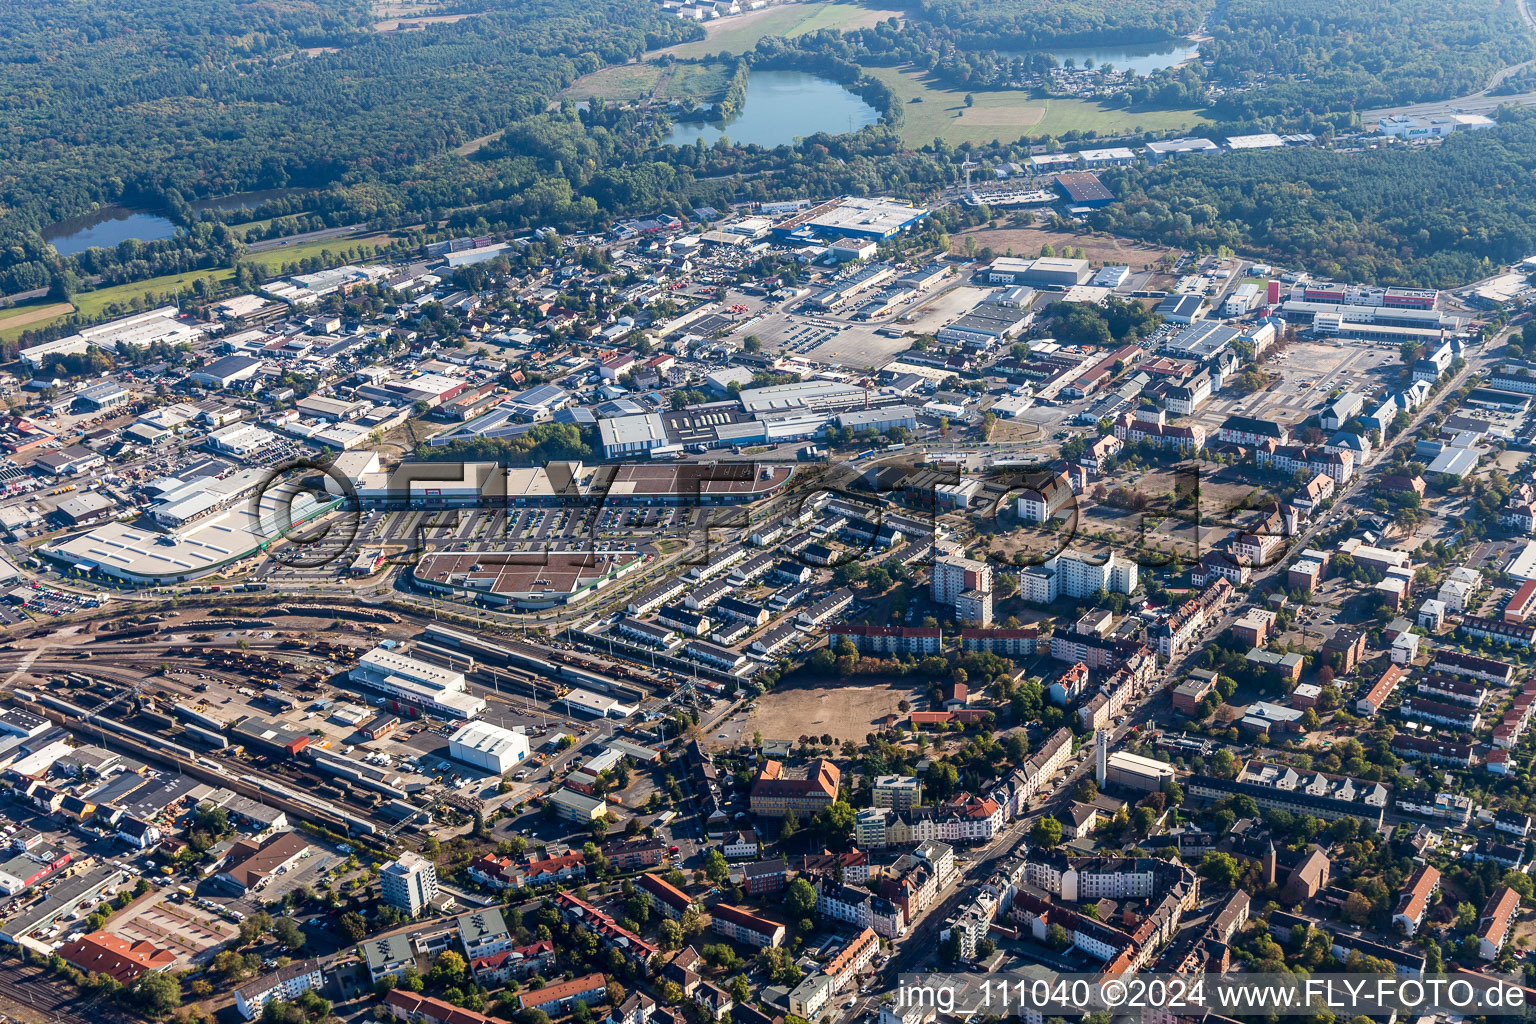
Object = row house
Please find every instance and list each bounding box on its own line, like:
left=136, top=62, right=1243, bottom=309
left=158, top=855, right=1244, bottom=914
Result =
left=1458, top=615, right=1536, bottom=647
left=825, top=928, right=880, bottom=991
left=828, top=625, right=942, bottom=657
left=1218, top=415, right=1290, bottom=448
left=1149, top=578, right=1233, bottom=658
left=469, top=851, right=585, bottom=890
left=1494, top=676, right=1536, bottom=748
left=814, top=881, right=906, bottom=938
left=959, top=627, right=1041, bottom=657
left=795, top=851, right=871, bottom=886
left=470, top=941, right=556, bottom=985
left=1402, top=695, right=1482, bottom=730
left=1415, top=674, right=1488, bottom=707
left=1389, top=733, right=1474, bottom=768
left=607, top=838, right=665, bottom=874
left=709, top=903, right=785, bottom=949
left=878, top=855, right=939, bottom=921
left=638, top=873, right=697, bottom=920
left=1432, top=649, right=1514, bottom=686
left=553, top=891, right=659, bottom=972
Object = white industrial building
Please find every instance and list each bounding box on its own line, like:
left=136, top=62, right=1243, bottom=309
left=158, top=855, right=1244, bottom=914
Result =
left=598, top=413, right=669, bottom=458
left=349, top=647, right=486, bottom=720
left=448, top=721, right=530, bottom=774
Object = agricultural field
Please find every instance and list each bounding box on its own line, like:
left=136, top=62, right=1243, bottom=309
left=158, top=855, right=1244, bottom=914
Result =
left=0, top=302, right=74, bottom=339
left=655, top=0, right=902, bottom=59
left=870, top=65, right=1209, bottom=146
left=561, top=61, right=733, bottom=104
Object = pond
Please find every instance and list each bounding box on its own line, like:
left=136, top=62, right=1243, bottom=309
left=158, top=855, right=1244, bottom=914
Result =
left=43, top=207, right=177, bottom=256
left=663, top=69, right=879, bottom=148
left=1024, top=38, right=1202, bottom=76
left=188, top=188, right=308, bottom=215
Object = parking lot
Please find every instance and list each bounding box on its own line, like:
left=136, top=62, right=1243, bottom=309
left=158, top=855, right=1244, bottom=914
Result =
left=1194, top=339, right=1404, bottom=434
left=108, top=892, right=237, bottom=965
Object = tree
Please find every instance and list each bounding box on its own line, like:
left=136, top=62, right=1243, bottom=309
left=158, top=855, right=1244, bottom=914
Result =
left=1031, top=817, right=1062, bottom=849
left=338, top=911, right=367, bottom=942
left=430, top=951, right=468, bottom=987
left=659, top=919, right=684, bottom=950
left=1199, top=852, right=1241, bottom=890
left=1045, top=923, right=1071, bottom=952
left=131, top=971, right=183, bottom=1015
left=705, top=849, right=730, bottom=884
left=273, top=917, right=305, bottom=949
left=786, top=877, right=818, bottom=918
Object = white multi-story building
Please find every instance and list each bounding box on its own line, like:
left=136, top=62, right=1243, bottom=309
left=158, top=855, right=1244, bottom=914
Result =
left=1054, top=550, right=1138, bottom=598
left=1019, top=564, right=1059, bottom=603
left=955, top=588, right=993, bottom=626
left=235, top=961, right=326, bottom=1020
left=1017, top=475, right=1074, bottom=524
left=932, top=554, right=991, bottom=605
left=381, top=851, right=438, bottom=917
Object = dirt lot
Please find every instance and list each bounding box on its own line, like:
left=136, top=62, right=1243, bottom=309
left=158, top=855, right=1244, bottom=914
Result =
left=958, top=226, right=1177, bottom=272
left=723, top=676, right=924, bottom=745
left=108, top=894, right=235, bottom=965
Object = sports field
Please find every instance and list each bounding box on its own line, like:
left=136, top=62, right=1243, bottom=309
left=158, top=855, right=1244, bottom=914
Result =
left=870, top=65, right=1209, bottom=146
left=656, top=1, right=902, bottom=59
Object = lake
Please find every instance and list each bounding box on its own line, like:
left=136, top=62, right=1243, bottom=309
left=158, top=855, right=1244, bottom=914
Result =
left=43, top=207, right=177, bottom=256
left=664, top=70, right=879, bottom=148
left=1023, top=38, right=1202, bottom=76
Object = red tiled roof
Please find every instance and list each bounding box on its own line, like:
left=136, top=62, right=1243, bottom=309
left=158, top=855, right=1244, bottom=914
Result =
left=58, top=932, right=175, bottom=984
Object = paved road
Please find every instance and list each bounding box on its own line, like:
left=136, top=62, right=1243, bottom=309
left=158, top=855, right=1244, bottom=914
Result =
left=245, top=224, right=366, bottom=253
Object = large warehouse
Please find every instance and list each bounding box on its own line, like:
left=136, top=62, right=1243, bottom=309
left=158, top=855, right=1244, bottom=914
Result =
left=448, top=722, right=530, bottom=774
left=774, top=196, right=930, bottom=241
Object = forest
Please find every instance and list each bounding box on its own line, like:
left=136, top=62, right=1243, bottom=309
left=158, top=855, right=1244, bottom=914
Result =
left=1089, top=115, right=1536, bottom=287
left=1202, top=0, right=1534, bottom=119
left=0, top=0, right=700, bottom=294
left=905, top=0, right=1208, bottom=51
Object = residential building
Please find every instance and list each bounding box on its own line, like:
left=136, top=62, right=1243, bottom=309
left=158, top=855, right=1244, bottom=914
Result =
left=235, top=960, right=326, bottom=1020
left=710, top=903, right=785, bottom=948
left=381, top=851, right=439, bottom=917
left=519, top=974, right=608, bottom=1017
left=1393, top=864, right=1440, bottom=936
left=1479, top=887, right=1520, bottom=960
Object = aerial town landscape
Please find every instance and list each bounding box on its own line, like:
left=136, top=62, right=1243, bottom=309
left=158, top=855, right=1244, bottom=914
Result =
left=9, top=0, right=1536, bottom=1023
